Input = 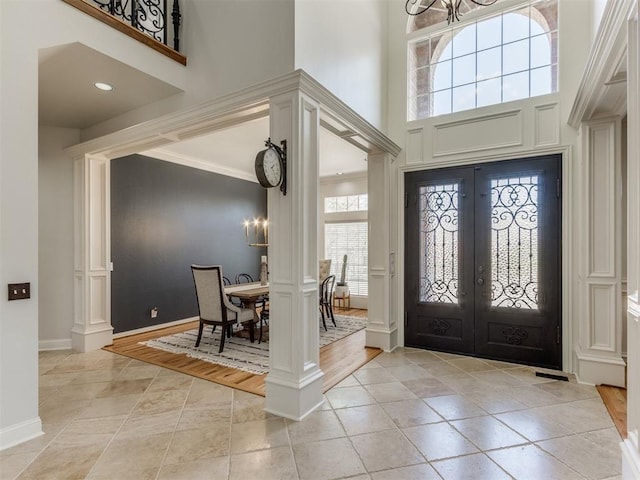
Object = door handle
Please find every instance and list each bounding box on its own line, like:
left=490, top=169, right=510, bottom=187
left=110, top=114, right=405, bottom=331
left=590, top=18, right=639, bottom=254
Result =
left=477, top=277, right=484, bottom=286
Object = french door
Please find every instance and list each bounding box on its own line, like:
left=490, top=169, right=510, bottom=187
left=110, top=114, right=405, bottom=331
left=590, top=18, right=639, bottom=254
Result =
left=405, top=155, right=562, bottom=369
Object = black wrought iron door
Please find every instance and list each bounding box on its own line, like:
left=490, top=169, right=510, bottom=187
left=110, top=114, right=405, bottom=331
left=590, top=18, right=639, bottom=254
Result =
left=405, top=155, right=561, bottom=369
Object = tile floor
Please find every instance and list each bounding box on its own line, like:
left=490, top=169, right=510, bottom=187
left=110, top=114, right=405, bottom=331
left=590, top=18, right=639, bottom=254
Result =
left=0, top=347, right=623, bottom=480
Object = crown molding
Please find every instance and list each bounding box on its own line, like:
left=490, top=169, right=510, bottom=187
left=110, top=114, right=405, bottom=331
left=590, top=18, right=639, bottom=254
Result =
left=568, top=0, right=636, bottom=128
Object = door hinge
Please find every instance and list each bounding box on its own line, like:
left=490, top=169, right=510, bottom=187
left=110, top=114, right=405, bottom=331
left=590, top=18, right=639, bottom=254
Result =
left=556, top=178, right=561, bottom=198
left=556, top=325, right=561, bottom=344
left=404, top=311, right=408, bottom=326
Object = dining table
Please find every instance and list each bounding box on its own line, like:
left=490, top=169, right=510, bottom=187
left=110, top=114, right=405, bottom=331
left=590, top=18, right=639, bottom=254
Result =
left=224, top=282, right=269, bottom=343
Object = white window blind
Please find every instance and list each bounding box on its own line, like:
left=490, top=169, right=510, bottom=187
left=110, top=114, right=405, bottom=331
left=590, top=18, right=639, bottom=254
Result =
left=325, top=222, right=368, bottom=296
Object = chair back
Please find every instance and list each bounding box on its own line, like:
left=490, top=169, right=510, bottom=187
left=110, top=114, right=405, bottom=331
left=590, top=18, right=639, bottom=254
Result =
left=320, top=274, right=336, bottom=304
left=191, top=265, right=226, bottom=322
left=319, top=259, right=332, bottom=283
left=236, top=273, right=254, bottom=284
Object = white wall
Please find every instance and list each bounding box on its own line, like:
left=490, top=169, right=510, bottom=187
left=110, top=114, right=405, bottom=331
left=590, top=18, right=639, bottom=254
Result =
left=84, top=0, right=296, bottom=140
left=0, top=0, right=42, bottom=448
left=39, top=127, right=79, bottom=350
left=294, top=0, right=387, bottom=130
left=1, top=0, right=295, bottom=449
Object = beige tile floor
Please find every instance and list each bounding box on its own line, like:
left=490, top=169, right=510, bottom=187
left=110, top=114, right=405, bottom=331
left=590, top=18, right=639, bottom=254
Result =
left=0, top=347, right=623, bottom=480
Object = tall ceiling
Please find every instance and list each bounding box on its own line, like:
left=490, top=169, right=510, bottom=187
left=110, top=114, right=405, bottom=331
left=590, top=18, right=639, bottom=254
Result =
left=39, top=43, right=368, bottom=179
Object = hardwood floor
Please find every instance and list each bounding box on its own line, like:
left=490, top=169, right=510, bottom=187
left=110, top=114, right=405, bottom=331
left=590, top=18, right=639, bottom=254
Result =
left=104, top=307, right=379, bottom=397
left=597, top=384, right=627, bottom=438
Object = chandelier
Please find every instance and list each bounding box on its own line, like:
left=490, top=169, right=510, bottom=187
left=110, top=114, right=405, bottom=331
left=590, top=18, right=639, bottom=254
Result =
left=405, top=0, right=498, bottom=24
left=244, top=218, right=268, bottom=247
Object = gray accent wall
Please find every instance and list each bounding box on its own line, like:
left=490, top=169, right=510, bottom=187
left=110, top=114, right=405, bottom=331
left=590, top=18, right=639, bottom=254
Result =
left=111, top=154, right=267, bottom=333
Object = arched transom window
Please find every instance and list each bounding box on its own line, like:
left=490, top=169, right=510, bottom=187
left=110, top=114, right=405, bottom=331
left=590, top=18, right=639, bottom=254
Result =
left=408, top=0, right=557, bottom=120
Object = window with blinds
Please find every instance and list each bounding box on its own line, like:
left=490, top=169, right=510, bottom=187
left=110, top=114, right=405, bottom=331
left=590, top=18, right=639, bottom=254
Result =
left=324, top=222, right=368, bottom=296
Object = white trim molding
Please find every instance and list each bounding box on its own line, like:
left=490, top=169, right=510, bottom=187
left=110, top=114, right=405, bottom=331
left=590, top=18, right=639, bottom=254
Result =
left=574, top=118, right=626, bottom=387
left=72, top=154, right=113, bottom=353
left=0, top=417, right=43, bottom=452
left=38, top=339, right=73, bottom=351
left=568, top=0, right=636, bottom=127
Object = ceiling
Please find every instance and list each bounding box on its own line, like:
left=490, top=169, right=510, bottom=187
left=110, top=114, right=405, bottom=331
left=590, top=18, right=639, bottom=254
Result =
left=38, top=43, right=368, bottom=179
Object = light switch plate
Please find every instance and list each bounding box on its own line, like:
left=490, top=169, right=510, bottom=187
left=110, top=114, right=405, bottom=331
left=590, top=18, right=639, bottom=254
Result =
left=8, top=283, right=30, bottom=301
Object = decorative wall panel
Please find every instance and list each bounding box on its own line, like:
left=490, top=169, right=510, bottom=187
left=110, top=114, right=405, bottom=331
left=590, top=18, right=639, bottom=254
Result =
left=534, top=103, right=560, bottom=146
left=589, top=283, right=617, bottom=351
left=406, top=128, right=424, bottom=165
left=433, top=110, right=523, bottom=156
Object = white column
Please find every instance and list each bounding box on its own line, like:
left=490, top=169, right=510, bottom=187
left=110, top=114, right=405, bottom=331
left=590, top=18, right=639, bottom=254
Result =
left=71, top=155, right=113, bottom=352
left=264, top=90, right=324, bottom=420
left=366, top=152, right=398, bottom=351
left=575, top=119, right=626, bottom=386
left=623, top=3, right=640, bottom=478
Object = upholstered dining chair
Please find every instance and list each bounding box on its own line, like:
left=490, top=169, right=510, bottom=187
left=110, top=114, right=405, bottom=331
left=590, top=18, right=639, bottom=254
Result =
left=319, top=259, right=332, bottom=283
left=191, top=265, right=255, bottom=352
left=319, top=274, right=336, bottom=331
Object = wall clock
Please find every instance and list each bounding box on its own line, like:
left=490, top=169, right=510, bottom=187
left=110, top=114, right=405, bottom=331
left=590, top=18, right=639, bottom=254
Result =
left=255, top=138, right=287, bottom=195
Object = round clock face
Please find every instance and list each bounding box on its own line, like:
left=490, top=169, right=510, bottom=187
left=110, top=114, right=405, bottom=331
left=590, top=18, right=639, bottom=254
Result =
left=256, top=147, right=283, bottom=188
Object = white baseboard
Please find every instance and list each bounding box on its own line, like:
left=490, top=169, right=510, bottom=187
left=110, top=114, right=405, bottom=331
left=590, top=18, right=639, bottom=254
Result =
left=38, top=338, right=72, bottom=351
left=113, top=316, right=198, bottom=339
left=621, top=438, right=640, bottom=479
left=0, top=417, right=43, bottom=451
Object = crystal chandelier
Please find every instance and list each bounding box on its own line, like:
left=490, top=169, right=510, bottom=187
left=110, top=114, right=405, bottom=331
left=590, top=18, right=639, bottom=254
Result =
left=405, top=0, right=498, bottom=24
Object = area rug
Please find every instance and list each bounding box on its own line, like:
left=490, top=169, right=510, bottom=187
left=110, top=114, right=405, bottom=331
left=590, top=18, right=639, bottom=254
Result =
left=141, top=315, right=367, bottom=375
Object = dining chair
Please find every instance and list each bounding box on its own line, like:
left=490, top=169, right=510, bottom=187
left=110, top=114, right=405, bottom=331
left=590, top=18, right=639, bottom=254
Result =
left=191, top=265, right=255, bottom=352
left=319, top=259, right=332, bottom=283
left=319, top=274, right=336, bottom=331
left=235, top=273, right=254, bottom=284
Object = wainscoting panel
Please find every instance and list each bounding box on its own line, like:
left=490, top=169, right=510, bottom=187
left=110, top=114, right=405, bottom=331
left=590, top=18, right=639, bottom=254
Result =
left=534, top=103, right=560, bottom=147
left=433, top=109, right=523, bottom=157
left=589, top=282, right=618, bottom=352
left=406, top=128, right=424, bottom=165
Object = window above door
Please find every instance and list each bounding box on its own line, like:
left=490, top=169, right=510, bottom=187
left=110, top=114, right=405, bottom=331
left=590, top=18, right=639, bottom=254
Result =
left=407, top=0, right=558, bottom=120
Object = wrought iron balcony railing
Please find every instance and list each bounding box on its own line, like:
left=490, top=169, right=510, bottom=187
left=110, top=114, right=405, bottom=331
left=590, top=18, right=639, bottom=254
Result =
left=91, top=0, right=181, bottom=52
left=63, top=0, right=185, bottom=64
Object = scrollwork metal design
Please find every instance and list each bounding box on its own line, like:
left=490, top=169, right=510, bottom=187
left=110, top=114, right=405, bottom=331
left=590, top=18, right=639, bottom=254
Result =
left=430, top=318, right=451, bottom=336
left=419, top=183, right=459, bottom=304
left=490, top=176, right=539, bottom=310
left=89, top=0, right=180, bottom=51
left=502, top=326, right=529, bottom=345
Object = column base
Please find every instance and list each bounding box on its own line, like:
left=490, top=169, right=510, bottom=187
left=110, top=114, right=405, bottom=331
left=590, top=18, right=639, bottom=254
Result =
left=71, top=325, right=113, bottom=353
left=365, top=326, right=398, bottom=352
left=622, top=436, right=640, bottom=480
left=0, top=416, right=42, bottom=451
left=575, top=348, right=626, bottom=387
left=264, top=369, right=324, bottom=421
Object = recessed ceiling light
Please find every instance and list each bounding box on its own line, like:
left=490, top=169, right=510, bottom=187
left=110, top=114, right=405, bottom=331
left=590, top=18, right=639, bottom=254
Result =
left=93, top=82, right=114, bottom=91
left=336, top=172, right=344, bottom=176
